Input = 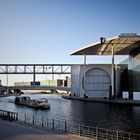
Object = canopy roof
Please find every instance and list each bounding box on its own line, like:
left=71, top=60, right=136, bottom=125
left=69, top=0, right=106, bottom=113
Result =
left=71, top=34, right=140, bottom=55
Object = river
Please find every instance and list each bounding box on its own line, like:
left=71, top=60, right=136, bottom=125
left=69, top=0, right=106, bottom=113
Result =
left=0, top=93, right=140, bottom=134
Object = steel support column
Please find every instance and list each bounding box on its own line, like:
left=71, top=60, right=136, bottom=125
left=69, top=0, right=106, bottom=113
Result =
left=6, top=66, right=8, bottom=86
left=6, top=74, right=8, bottom=86
left=84, top=54, right=86, bottom=97
left=111, top=44, right=115, bottom=99
left=33, top=65, right=36, bottom=84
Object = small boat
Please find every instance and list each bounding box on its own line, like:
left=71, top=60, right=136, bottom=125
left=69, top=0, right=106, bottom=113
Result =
left=14, top=96, right=50, bottom=109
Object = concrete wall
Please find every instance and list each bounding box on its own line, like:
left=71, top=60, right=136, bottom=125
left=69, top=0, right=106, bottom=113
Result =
left=71, top=64, right=120, bottom=98
left=71, top=65, right=81, bottom=96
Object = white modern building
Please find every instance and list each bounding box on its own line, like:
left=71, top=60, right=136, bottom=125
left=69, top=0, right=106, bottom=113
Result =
left=71, top=33, right=140, bottom=99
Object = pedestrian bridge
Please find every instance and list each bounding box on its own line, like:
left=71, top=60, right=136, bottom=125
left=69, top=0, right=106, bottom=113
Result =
left=0, top=86, right=71, bottom=92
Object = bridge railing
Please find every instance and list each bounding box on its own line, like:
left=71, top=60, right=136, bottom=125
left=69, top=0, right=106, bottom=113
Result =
left=17, top=112, right=140, bottom=140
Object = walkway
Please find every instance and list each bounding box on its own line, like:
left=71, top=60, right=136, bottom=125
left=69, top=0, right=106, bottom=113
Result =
left=0, top=119, right=93, bottom=140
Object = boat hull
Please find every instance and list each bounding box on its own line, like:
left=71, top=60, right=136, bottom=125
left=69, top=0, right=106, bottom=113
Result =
left=15, top=96, right=50, bottom=109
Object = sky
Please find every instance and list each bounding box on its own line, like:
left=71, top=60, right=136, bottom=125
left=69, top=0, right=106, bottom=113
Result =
left=0, top=0, right=140, bottom=85
left=0, top=0, right=140, bottom=64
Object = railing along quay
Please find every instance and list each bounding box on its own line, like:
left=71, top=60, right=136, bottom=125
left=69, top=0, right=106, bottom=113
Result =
left=18, top=113, right=140, bottom=140
left=0, top=109, right=18, bottom=120
left=0, top=109, right=140, bottom=140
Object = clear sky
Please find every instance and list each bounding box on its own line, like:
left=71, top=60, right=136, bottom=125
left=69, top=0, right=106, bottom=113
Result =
left=0, top=0, right=140, bottom=64
left=0, top=0, right=140, bottom=85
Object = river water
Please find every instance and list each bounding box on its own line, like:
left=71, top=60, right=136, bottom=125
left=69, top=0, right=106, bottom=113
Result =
left=0, top=93, right=140, bottom=134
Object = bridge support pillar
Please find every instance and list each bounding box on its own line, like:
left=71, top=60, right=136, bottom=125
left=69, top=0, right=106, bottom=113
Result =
left=33, top=73, right=36, bottom=84
left=33, top=65, right=36, bottom=85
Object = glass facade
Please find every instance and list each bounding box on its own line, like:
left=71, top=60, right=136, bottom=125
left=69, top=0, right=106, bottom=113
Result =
left=128, top=53, right=140, bottom=92
left=120, top=64, right=129, bottom=92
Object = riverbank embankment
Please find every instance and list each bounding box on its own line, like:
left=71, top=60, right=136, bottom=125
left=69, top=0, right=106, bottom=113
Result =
left=62, top=95, right=140, bottom=106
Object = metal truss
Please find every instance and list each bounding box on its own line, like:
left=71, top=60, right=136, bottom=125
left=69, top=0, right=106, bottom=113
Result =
left=0, top=64, right=71, bottom=74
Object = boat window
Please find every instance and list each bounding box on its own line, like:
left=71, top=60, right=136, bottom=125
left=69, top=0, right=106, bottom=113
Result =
left=15, top=97, right=19, bottom=102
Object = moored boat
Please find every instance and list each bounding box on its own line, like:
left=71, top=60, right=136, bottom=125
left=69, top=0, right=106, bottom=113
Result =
left=14, top=96, right=50, bottom=109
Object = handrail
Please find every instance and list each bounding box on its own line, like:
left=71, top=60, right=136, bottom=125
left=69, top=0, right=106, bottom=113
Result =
left=0, top=109, right=18, bottom=120
left=17, top=113, right=140, bottom=140
left=0, top=109, right=139, bottom=140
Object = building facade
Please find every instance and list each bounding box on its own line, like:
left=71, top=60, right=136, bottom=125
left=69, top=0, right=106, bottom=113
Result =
left=71, top=64, right=121, bottom=98
left=71, top=34, right=140, bottom=99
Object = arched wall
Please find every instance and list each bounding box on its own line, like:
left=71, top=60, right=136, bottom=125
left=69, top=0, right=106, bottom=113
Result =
left=84, top=68, right=111, bottom=97
left=71, top=64, right=112, bottom=97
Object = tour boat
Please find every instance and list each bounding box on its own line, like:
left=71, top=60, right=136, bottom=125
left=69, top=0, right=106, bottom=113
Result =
left=14, top=96, right=50, bottom=109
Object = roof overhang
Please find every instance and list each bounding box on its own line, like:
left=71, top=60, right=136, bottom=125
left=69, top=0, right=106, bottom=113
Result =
left=71, top=34, right=140, bottom=56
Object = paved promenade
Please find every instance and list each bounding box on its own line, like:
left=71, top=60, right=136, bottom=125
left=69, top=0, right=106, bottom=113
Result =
left=0, top=119, right=93, bottom=140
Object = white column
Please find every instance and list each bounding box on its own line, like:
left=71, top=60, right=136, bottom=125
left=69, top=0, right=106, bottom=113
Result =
left=84, top=54, right=86, bottom=97
left=6, top=74, right=8, bottom=86
left=111, top=44, right=115, bottom=98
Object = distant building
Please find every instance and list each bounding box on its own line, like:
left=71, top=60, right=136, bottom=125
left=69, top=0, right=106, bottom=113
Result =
left=40, top=80, right=57, bottom=86
left=57, top=79, right=63, bottom=87
left=14, top=81, right=30, bottom=86
left=14, top=81, right=40, bottom=86
left=57, top=76, right=71, bottom=87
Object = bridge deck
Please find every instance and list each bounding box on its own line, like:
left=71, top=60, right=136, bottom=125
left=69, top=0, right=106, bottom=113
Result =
left=0, top=86, right=71, bottom=92
left=0, top=64, right=71, bottom=74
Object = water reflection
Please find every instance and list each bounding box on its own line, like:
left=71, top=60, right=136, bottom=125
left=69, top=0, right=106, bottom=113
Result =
left=0, top=94, right=140, bottom=133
